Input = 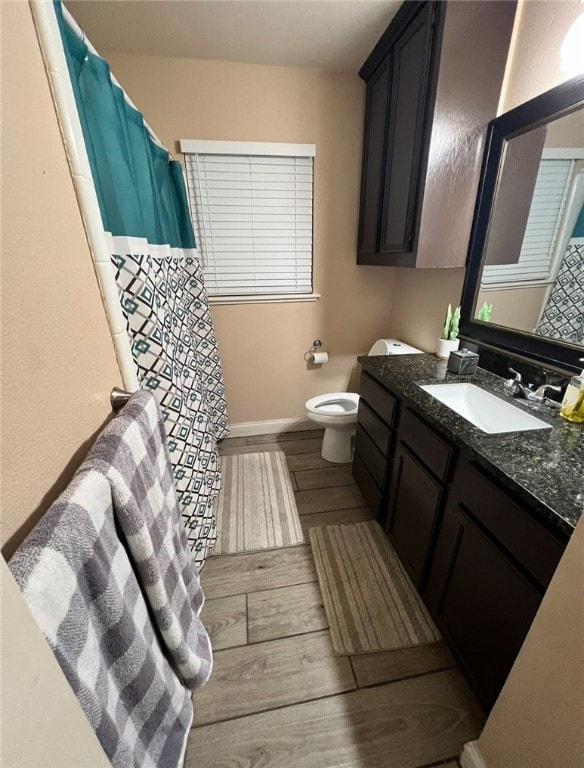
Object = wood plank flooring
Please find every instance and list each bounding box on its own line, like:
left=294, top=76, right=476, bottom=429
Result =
left=200, top=594, right=247, bottom=651
left=200, top=545, right=316, bottom=600
left=188, top=670, right=478, bottom=768
left=247, top=581, right=328, bottom=643
left=189, top=430, right=480, bottom=767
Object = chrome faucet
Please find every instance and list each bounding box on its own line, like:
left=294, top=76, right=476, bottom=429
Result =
left=504, top=368, right=561, bottom=406
left=533, top=383, right=563, bottom=400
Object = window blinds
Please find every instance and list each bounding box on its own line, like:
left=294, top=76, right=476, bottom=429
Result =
left=482, top=159, right=574, bottom=287
left=183, top=147, right=314, bottom=296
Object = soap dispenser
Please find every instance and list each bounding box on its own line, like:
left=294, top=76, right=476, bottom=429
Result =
left=560, top=358, right=584, bottom=424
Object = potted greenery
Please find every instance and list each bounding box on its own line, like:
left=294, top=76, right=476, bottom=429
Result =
left=437, top=304, right=461, bottom=359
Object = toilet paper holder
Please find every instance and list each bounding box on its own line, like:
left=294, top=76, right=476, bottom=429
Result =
left=304, top=339, right=323, bottom=362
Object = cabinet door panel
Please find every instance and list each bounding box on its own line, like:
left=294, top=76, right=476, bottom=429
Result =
left=387, top=444, right=443, bottom=587
left=428, top=502, right=541, bottom=711
left=358, top=400, right=391, bottom=457
left=357, top=57, right=391, bottom=258
left=352, top=453, right=382, bottom=518
left=456, top=460, right=565, bottom=589
left=399, top=408, right=453, bottom=481
left=355, top=425, right=386, bottom=491
left=380, top=4, right=434, bottom=256
left=359, top=373, right=397, bottom=428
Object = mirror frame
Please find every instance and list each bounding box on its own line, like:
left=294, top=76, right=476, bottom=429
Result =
left=460, top=74, right=584, bottom=374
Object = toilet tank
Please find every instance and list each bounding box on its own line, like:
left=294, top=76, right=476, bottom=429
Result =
left=368, top=338, right=423, bottom=355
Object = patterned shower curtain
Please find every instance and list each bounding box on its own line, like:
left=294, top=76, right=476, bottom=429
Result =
left=536, top=207, right=584, bottom=345
left=55, top=2, right=228, bottom=566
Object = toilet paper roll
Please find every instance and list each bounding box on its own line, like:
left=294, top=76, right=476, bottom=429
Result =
left=311, top=351, right=329, bottom=364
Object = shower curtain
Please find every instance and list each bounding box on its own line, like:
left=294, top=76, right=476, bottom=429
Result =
left=55, top=1, right=228, bottom=566
left=536, top=208, right=584, bottom=345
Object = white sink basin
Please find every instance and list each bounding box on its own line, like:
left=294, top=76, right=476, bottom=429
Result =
left=419, top=383, right=552, bottom=434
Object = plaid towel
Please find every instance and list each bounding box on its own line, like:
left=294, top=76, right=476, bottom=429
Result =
left=9, top=391, right=212, bottom=767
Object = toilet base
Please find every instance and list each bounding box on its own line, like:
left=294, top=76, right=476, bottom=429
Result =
left=321, top=427, right=356, bottom=464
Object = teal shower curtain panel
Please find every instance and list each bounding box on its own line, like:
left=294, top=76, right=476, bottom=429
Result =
left=55, top=1, right=228, bottom=566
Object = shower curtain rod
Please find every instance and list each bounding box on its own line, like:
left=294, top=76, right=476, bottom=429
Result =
left=61, top=3, right=169, bottom=154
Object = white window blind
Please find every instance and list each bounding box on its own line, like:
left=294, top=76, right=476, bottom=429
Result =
left=182, top=142, right=314, bottom=297
left=482, top=158, right=574, bottom=287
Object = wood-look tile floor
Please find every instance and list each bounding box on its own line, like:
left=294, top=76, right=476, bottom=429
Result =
left=186, top=429, right=480, bottom=768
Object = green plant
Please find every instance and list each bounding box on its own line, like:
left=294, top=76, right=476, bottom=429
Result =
left=477, top=301, right=493, bottom=322
left=441, top=304, right=461, bottom=341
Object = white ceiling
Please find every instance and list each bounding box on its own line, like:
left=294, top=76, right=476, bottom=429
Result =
left=65, top=1, right=403, bottom=73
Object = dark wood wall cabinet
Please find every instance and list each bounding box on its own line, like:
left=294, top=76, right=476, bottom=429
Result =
left=352, top=370, right=566, bottom=712
left=356, top=1, right=517, bottom=268
left=357, top=1, right=442, bottom=266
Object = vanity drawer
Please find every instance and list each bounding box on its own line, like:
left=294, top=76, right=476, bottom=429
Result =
left=455, top=460, right=565, bottom=589
left=358, top=399, right=391, bottom=456
left=352, top=453, right=382, bottom=517
left=399, top=409, right=454, bottom=482
left=355, top=425, right=386, bottom=491
left=360, top=373, right=397, bottom=428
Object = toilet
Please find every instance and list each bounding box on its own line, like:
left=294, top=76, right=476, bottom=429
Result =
left=305, top=339, right=423, bottom=463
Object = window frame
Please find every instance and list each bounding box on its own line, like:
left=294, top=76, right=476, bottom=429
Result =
left=180, top=140, right=319, bottom=305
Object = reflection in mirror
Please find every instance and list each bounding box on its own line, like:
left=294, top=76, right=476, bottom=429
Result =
left=475, top=107, right=584, bottom=347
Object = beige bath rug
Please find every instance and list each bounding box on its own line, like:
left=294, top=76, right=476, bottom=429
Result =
left=309, top=520, right=441, bottom=655
left=213, top=451, right=304, bottom=555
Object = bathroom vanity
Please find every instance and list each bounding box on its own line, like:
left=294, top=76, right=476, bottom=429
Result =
left=352, top=353, right=581, bottom=712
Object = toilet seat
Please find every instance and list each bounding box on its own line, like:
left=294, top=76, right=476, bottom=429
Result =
left=305, top=392, right=359, bottom=422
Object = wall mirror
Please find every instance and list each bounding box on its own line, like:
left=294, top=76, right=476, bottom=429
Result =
left=460, top=76, right=584, bottom=372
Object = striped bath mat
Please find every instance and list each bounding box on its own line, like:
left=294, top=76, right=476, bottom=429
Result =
left=213, top=451, right=304, bottom=555
left=309, top=521, right=441, bottom=655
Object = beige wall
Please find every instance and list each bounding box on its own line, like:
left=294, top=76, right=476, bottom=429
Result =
left=500, top=0, right=584, bottom=113
left=545, top=107, right=584, bottom=148
left=476, top=285, right=548, bottom=334
left=1, top=3, right=122, bottom=765
left=1, top=559, right=110, bottom=767
left=106, top=53, right=396, bottom=424
left=477, top=516, right=584, bottom=768
left=1, top=2, right=122, bottom=558
left=416, top=1, right=515, bottom=269
left=388, top=268, right=465, bottom=353
left=389, top=0, right=584, bottom=355
left=386, top=1, right=514, bottom=350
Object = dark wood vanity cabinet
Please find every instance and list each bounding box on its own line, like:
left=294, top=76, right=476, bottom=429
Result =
left=384, top=409, right=454, bottom=590
left=357, top=1, right=442, bottom=265
left=385, top=443, right=444, bottom=588
left=352, top=369, right=567, bottom=712
left=425, top=458, right=565, bottom=711
left=352, top=372, right=398, bottom=518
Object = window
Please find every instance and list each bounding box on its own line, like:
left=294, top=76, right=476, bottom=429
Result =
left=180, top=140, right=316, bottom=302
left=481, top=156, right=575, bottom=288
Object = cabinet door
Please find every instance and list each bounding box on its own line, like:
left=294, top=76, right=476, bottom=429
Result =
left=357, top=57, right=391, bottom=259
left=386, top=443, right=443, bottom=588
left=379, top=3, right=436, bottom=259
left=426, top=501, right=542, bottom=712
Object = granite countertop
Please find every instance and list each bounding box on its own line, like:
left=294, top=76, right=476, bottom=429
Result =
left=358, top=353, right=584, bottom=538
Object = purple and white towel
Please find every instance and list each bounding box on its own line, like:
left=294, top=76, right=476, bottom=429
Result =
left=9, top=391, right=212, bottom=768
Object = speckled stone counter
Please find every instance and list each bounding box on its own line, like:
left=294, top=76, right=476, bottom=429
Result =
left=358, top=353, right=583, bottom=538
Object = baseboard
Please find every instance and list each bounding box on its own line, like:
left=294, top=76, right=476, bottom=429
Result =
left=460, top=741, right=488, bottom=768
left=227, top=417, right=313, bottom=438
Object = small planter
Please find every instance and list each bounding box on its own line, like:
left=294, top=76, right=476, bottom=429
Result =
left=436, top=337, right=460, bottom=360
